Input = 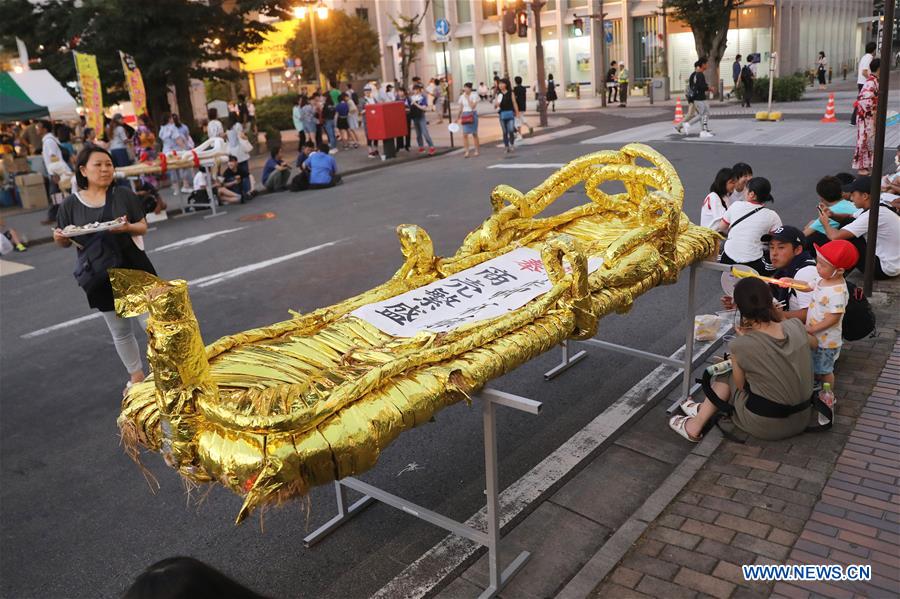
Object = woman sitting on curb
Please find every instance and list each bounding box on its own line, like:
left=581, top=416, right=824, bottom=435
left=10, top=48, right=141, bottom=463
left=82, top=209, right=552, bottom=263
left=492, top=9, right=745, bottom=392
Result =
left=670, top=277, right=818, bottom=442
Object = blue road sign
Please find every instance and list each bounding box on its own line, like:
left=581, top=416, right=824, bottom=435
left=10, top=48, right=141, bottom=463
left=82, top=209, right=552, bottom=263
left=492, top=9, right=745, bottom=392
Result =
left=435, top=18, right=451, bottom=37
left=604, top=20, right=613, bottom=44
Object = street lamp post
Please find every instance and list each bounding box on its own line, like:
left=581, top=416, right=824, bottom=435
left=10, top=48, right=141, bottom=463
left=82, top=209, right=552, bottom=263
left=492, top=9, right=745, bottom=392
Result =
left=531, top=0, right=548, bottom=127
left=294, top=2, right=328, bottom=89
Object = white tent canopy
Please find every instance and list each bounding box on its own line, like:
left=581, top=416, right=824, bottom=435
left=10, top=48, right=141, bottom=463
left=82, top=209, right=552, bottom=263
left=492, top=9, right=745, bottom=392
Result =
left=8, top=69, right=79, bottom=122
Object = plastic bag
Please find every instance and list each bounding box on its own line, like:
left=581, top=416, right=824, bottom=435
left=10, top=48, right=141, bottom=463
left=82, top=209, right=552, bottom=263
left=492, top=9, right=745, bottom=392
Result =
left=694, top=314, right=720, bottom=341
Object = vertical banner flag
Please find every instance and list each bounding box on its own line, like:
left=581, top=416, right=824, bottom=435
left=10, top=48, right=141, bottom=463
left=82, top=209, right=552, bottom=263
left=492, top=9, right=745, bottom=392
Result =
left=119, top=51, right=148, bottom=118
left=73, top=51, right=103, bottom=134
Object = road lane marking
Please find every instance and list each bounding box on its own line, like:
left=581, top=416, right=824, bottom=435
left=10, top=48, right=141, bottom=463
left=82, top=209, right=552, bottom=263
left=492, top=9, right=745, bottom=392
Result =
left=372, top=328, right=728, bottom=599
left=0, top=259, right=34, bottom=277
left=495, top=124, right=595, bottom=148
left=150, top=227, right=246, bottom=253
left=20, top=239, right=345, bottom=339
left=486, top=163, right=565, bottom=169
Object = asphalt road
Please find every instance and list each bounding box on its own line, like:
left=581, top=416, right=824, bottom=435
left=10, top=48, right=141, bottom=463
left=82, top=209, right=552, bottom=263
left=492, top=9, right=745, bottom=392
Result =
left=0, top=112, right=870, bottom=598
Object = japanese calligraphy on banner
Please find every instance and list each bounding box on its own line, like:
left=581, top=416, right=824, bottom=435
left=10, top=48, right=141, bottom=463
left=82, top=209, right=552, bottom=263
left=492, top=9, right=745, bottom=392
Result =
left=73, top=52, right=103, bottom=134
left=119, top=51, right=148, bottom=118
left=352, top=248, right=604, bottom=337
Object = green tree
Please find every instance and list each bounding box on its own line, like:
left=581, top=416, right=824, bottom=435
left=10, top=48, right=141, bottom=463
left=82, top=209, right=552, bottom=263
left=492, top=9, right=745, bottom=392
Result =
left=0, top=0, right=293, bottom=128
left=391, top=0, right=431, bottom=89
left=662, top=0, right=744, bottom=94
left=284, top=11, right=380, bottom=87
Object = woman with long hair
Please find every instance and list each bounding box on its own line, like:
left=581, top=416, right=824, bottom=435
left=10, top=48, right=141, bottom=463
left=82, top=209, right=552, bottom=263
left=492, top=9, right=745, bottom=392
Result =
left=52, top=146, right=157, bottom=394
left=493, top=78, right=520, bottom=153
left=700, top=167, right=736, bottom=229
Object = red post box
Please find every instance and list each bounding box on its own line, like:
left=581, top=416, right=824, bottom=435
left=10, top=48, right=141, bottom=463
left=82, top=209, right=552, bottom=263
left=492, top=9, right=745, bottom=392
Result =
left=364, top=101, right=409, bottom=140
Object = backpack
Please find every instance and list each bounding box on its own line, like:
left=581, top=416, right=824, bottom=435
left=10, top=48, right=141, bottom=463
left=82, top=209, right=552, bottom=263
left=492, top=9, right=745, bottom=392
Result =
left=740, top=65, right=753, bottom=82
left=685, top=73, right=696, bottom=102
left=842, top=280, right=876, bottom=341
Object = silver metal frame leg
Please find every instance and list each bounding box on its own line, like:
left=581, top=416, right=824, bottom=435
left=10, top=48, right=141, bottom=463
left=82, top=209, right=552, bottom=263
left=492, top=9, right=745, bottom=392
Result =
left=302, top=481, right=376, bottom=547
left=543, top=341, right=588, bottom=380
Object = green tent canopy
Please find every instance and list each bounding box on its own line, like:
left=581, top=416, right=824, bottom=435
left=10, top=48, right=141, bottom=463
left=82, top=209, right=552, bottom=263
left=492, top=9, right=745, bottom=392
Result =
left=0, top=70, right=78, bottom=122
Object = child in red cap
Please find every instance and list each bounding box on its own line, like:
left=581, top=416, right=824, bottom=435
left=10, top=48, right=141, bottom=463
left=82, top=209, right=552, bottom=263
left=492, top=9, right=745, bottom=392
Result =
left=805, top=240, right=859, bottom=390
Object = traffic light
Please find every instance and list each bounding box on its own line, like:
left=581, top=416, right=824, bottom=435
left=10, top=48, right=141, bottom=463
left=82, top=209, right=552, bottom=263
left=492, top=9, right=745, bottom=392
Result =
left=502, top=9, right=517, bottom=35
left=516, top=10, right=528, bottom=37
left=573, top=17, right=584, bottom=36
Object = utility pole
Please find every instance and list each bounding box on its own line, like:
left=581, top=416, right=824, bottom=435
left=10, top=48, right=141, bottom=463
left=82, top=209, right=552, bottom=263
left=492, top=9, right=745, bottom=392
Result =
left=310, top=13, right=323, bottom=89
left=500, top=11, right=510, bottom=78
left=599, top=0, right=606, bottom=108
left=532, top=0, right=548, bottom=126
left=864, top=0, right=895, bottom=296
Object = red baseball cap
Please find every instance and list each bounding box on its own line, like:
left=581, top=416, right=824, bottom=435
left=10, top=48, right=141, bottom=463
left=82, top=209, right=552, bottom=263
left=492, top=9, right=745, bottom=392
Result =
left=814, top=240, right=859, bottom=270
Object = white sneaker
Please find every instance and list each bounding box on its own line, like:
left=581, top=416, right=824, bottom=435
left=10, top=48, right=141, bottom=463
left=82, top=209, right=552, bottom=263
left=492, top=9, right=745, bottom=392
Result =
left=329, top=148, right=338, bottom=154
left=673, top=124, right=683, bottom=134
left=180, top=185, right=193, bottom=193
left=682, top=122, right=691, bottom=136
left=699, top=130, right=714, bottom=138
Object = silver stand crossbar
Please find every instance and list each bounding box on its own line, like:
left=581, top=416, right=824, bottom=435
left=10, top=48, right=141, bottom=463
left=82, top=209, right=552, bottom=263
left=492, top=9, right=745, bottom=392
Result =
left=303, top=388, right=542, bottom=599
left=543, top=261, right=734, bottom=409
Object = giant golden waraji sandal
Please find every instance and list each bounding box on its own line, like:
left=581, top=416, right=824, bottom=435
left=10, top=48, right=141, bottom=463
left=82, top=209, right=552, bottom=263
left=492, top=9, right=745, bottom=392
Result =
left=114, top=144, right=720, bottom=523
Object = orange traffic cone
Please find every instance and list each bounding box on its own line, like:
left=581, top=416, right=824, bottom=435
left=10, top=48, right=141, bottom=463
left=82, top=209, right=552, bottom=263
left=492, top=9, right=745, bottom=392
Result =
left=821, top=93, right=838, bottom=123
left=673, top=97, right=684, bottom=125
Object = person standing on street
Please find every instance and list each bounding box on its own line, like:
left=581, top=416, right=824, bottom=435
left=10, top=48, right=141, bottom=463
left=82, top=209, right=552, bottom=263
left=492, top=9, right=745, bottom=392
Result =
left=361, top=84, right=380, bottom=158
left=513, top=76, right=527, bottom=114
left=851, top=42, right=876, bottom=126
left=107, top=113, right=132, bottom=168
left=292, top=95, right=306, bottom=147
left=495, top=78, right=520, bottom=153
left=732, top=54, right=742, bottom=97
left=395, top=87, right=412, bottom=152
left=740, top=57, right=754, bottom=108
left=617, top=65, right=629, bottom=107
left=546, top=73, right=558, bottom=112
left=206, top=109, right=225, bottom=142
left=53, top=146, right=157, bottom=395
left=225, top=115, right=252, bottom=197
left=38, top=119, right=73, bottom=223
left=816, top=51, right=828, bottom=90
left=606, top=61, right=619, bottom=104
left=410, top=84, right=436, bottom=155
left=159, top=113, right=194, bottom=193
left=676, top=58, right=714, bottom=138
left=457, top=82, right=480, bottom=158
left=853, top=58, right=880, bottom=175
left=322, top=94, right=338, bottom=151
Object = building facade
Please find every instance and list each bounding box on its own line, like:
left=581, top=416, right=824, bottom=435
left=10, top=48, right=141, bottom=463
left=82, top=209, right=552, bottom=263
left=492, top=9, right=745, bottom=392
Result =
left=333, top=0, right=874, bottom=97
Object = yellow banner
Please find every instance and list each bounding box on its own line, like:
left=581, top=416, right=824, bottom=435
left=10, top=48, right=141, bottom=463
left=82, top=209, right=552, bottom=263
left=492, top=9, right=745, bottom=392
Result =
left=238, top=20, right=298, bottom=72
left=119, top=51, right=148, bottom=118
left=73, top=52, right=103, bottom=134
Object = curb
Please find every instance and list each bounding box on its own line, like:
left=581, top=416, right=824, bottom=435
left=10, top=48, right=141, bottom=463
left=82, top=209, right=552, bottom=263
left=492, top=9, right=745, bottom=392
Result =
left=557, top=428, right=724, bottom=598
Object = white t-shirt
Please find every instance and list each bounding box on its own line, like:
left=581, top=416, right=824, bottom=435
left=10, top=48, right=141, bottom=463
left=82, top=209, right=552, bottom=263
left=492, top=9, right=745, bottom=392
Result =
left=721, top=201, right=782, bottom=262
left=843, top=205, right=900, bottom=276
left=458, top=94, right=477, bottom=113
left=857, top=53, right=873, bottom=85
left=207, top=119, right=224, bottom=140
left=730, top=187, right=748, bottom=204
left=193, top=171, right=207, bottom=192
left=788, top=265, right=818, bottom=313
left=700, top=192, right=729, bottom=229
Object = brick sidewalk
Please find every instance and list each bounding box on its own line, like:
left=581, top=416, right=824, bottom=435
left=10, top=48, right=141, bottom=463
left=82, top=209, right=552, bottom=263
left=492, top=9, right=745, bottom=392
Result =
left=593, top=278, right=899, bottom=599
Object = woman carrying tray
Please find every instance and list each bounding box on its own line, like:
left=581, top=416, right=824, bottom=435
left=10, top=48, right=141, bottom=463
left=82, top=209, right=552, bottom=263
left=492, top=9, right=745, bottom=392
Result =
left=53, top=146, right=157, bottom=394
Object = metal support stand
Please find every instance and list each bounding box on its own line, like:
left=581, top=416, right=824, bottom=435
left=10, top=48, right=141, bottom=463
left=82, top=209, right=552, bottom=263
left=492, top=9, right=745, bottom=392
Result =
left=543, top=261, right=733, bottom=412
left=303, top=388, right=542, bottom=599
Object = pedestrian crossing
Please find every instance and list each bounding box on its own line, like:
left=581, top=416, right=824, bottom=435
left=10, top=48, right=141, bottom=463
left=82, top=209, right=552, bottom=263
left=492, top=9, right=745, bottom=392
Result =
left=0, top=259, right=32, bottom=277
left=579, top=118, right=900, bottom=148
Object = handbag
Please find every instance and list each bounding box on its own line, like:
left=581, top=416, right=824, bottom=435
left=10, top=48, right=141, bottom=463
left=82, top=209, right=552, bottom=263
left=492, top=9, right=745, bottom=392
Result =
left=72, top=199, right=123, bottom=292
left=460, top=112, right=475, bottom=125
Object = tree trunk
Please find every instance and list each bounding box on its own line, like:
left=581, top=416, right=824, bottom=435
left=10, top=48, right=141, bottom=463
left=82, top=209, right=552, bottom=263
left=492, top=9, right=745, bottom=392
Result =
left=172, top=71, right=196, bottom=130
left=146, top=76, right=170, bottom=129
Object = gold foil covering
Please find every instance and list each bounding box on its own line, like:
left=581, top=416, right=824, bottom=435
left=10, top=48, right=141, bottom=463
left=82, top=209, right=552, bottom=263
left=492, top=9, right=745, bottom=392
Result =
left=115, top=144, right=719, bottom=523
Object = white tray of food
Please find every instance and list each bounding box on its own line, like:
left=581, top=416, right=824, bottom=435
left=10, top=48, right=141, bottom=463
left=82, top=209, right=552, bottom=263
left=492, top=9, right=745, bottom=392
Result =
left=58, top=216, right=127, bottom=237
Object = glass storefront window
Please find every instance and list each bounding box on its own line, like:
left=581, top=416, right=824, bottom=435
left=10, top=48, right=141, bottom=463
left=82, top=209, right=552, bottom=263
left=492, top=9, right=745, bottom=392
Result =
left=567, top=36, right=591, bottom=84
left=456, top=0, right=471, bottom=23
left=483, top=0, right=498, bottom=19
left=510, top=42, right=530, bottom=82
left=459, top=47, right=477, bottom=85
left=541, top=27, right=560, bottom=81
left=632, top=15, right=660, bottom=81
left=667, top=26, right=772, bottom=92
left=483, top=32, right=502, bottom=79
left=568, top=0, right=587, bottom=7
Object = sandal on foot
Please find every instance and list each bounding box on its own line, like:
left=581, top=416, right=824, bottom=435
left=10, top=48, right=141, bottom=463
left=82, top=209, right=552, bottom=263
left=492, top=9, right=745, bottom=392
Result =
left=669, top=415, right=701, bottom=443
left=679, top=399, right=702, bottom=418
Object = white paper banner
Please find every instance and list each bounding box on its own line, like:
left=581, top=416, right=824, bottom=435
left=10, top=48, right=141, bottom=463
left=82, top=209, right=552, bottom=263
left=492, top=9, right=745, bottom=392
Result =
left=352, top=248, right=603, bottom=337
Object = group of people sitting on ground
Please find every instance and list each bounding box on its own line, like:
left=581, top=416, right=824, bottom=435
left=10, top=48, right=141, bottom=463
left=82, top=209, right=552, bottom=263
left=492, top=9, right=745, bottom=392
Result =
left=669, top=161, right=899, bottom=445
left=261, top=143, right=340, bottom=193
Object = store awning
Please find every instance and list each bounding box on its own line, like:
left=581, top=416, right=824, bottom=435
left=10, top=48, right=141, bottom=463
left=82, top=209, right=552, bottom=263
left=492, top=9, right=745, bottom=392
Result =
left=0, top=70, right=79, bottom=122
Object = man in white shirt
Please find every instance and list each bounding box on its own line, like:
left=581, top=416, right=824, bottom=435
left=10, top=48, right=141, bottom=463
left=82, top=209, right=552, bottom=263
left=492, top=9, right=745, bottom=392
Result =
left=818, top=176, right=900, bottom=279
left=206, top=108, right=225, bottom=141
left=37, top=120, right=73, bottom=223
left=851, top=42, right=877, bottom=126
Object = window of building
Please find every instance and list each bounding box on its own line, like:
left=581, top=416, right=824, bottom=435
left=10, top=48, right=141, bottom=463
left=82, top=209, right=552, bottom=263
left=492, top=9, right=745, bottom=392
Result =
left=456, top=0, right=471, bottom=22
left=567, top=0, right=587, bottom=7
left=483, top=0, right=498, bottom=19
left=355, top=7, right=368, bottom=21
left=631, top=15, right=660, bottom=81
left=434, top=0, right=447, bottom=23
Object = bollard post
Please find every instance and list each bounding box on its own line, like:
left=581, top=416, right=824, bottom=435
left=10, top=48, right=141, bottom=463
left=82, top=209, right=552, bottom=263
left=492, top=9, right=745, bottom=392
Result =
left=719, top=78, right=725, bottom=102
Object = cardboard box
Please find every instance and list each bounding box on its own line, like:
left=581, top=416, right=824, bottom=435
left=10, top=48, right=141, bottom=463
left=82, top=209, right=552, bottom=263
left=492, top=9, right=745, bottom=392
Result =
left=18, top=183, right=48, bottom=210
left=15, top=173, right=44, bottom=187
